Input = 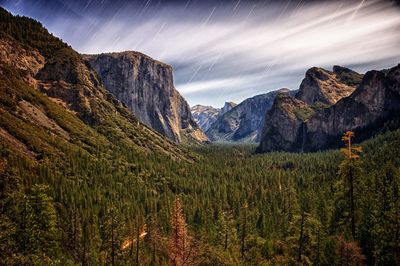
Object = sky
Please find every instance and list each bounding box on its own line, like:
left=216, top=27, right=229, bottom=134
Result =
left=1, top=0, right=400, bottom=107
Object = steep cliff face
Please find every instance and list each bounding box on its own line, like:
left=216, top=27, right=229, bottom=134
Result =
left=191, top=102, right=236, bottom=132
left=296, top=67, right=360, bottom=106
left=206, top=89, right=293, bottom=142
left=258, top=92, right=313, bottom=152
left=84, top=52, right=208, bottom=144
left=306, top=65, right=400, bottom=150
left=258, top=65, right=400, bottom=152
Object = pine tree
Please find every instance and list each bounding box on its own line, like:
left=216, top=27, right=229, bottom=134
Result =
left=240, top=202, right=248, bottom=259
left=339, top=131, right=362, bottom=240
left=0, top=160, right=24, bottom=264
left=147, top=217, right=165, bottom=266
left=168, top=197, right=197, bottom=266
left=20, top=184, right=61, bottom=261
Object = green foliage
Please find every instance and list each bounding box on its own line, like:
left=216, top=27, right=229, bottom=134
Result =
left=20, top=184, right=61, bottom=262
left=1, top=129, right=399, bottom=264
left=294, top=105, right=315, bottom=121
left=0, top=8, right=78, bottom=64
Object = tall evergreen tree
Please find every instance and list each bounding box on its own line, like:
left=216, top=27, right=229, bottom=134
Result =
left=168, top=197, right=197, bottom=266
left=339, top=131, right=362, bottom=240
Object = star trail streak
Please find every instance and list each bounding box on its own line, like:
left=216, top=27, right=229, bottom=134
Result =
left=2, top=0, right=399, bottom=107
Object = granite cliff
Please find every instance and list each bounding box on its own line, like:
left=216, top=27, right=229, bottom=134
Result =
left=258, top=65, right=400, bottom=152
left=296, top=66, right=361, bottom=106
left=84, top=52, right=208, bottom=144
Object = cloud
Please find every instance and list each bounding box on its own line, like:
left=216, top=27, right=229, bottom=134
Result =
left=178, top=76, right=258, bottom=94
left=3, top=0, right=400, bottom=106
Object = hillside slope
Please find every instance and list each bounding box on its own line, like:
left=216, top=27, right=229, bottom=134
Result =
left=0, top=7, right=193, bottom=162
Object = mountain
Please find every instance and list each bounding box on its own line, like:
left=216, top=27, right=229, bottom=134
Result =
left=206, top=89, right=294, bottom=143
left=191, top=101, right=236, bottom=132
left=306, top=65, right=400, bottom=150
left=296, top=66, right=361, bottom=105
left=1, top=8, right=400, bottom=266
left=221, top=101, right=237, bottom=114
left=258, top=65, right=400, bottom=152
left=0, top=7, right=192, bottom=162
left=257, top=91, right=314, bottom=152
left=191, top=105, right=220, bottom=132
left=84, top=52, right=208, bottom=144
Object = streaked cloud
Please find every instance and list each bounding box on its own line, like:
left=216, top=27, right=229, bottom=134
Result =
left=2, top=0, right=400, bottom=107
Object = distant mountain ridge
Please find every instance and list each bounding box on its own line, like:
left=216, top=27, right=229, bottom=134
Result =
left=205, top=88, right=296, bottom=143
left=191, top=102, right=236, bottom=132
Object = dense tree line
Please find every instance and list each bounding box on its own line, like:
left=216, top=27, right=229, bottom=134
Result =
left=0, top=129, right=399, bottom=265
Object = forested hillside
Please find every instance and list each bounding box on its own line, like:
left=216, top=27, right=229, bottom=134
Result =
left=0, top=8, right=192, bottom=162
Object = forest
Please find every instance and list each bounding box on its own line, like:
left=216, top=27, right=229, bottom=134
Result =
left=1, top=128, right=399, bottom=265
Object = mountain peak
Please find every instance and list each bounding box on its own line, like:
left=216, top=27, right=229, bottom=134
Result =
left=258, top=63, right=400, bottom=153
left=296, top=66, right=359, bottom=106
left=332, top=65, right=364, bottom=87
left=221, top=101, right=237, bottom=114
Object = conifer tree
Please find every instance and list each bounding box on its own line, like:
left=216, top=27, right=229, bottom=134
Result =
left=339, top=131, right=362, bottom=240
left=20, top=184, right=61, bottom=262
left=240, top=202, right=248, bottom=259
left=168, top=197, right=197, bottom=266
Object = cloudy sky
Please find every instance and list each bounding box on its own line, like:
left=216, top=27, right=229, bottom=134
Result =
left=1, top=0, right=400, bottom=107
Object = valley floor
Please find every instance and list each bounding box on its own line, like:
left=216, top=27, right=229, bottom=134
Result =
left=1, top=130, right=400, bottom=265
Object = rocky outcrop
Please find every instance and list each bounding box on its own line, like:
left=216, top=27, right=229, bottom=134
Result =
left=191, top=102, right=236, bottom=132
left=306, top=65, right=400, bottom=150
left=221, top=102, right=237, bottom=114
left=258, top=65, right=400, bottom=152
left=258, top=91, right=314, bottom=152
left=333, top=65, right=364, bottom=87
left=206, top=89, right=294, bottom=143
left=296, top=67, right=360, bottom=106
left=84, top=52, right=208, bottom=144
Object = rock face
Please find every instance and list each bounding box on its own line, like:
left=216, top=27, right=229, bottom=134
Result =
left=191, top=102, right=236, bottom=132
left=84, top=52, right=208, bottom=144
left=258, top=65, right=400, bottom=152
left=206, top=89, right=294, bottom=142
left=221, top=102, right=237, bottom=114
left=258, top=92, right=313, bottom=152
left=306, top=65, right=400, bottom=150
left=296, top=67, right=359, bottom=106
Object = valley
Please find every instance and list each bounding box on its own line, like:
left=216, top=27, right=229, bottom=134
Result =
left=0, top=4, right=399, bottom=266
